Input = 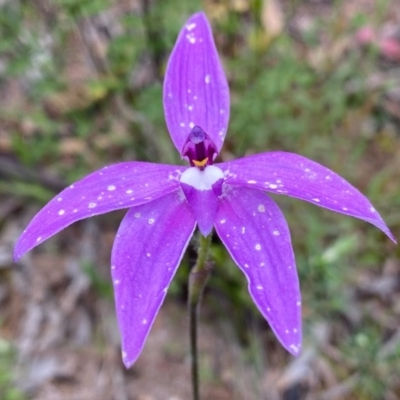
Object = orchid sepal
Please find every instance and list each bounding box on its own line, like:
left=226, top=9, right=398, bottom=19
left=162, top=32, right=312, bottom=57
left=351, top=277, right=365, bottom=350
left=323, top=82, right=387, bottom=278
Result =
left=112, top=191, right=196, bottom=367
left=217, top=152, right=395, bottom=242
left=163, top=12, right=230, bottom=154
left=14, top=162, right=186, bottom=261
left=215, top=185, right=302, bottom=356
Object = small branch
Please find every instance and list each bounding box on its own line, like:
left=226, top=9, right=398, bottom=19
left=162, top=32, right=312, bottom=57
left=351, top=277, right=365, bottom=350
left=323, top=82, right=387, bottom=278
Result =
left=0, top=154, right=66, bottom=192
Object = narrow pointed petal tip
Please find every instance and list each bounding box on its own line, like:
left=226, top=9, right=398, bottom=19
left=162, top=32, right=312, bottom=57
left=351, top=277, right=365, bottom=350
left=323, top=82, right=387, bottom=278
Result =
left=163, top=12, right=230, bottom=154
left=215, top=186, right=302, bottom=356
left=218, top=152, right=396, bottom=243
left=13, top=162, right=185, bottom=261
left=112, top=192, right=196, bottom=367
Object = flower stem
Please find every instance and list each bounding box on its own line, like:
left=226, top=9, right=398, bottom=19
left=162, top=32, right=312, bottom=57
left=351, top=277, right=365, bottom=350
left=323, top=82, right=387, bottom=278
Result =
left=188, top=233, right=212, bottom=400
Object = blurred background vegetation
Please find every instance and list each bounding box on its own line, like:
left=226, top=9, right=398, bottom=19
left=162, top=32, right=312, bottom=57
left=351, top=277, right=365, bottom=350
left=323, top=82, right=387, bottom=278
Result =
left=0, top=0, right=399, bottom=399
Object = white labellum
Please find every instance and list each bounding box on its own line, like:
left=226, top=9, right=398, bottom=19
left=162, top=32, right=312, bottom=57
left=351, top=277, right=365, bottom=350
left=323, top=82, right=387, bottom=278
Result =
left=180, top=166, right=224, bottom=191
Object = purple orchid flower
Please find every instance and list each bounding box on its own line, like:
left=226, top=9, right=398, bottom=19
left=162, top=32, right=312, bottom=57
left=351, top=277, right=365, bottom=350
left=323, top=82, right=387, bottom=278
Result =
left=14, top=12, right=395, bottom=368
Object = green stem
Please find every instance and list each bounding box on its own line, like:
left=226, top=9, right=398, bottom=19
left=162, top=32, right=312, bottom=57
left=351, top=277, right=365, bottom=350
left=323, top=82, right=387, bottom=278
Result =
left=188, top=233, right=213, bottom=400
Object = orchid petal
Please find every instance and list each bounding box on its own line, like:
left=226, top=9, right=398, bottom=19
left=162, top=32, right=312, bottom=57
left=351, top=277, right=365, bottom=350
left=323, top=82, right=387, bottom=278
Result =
left=180, top=165, right=223, bottom=236
left=218, top=152, right=395, bottom=242
left=14, top=163, right=186, bottom=260
left=215, top=186, right=302, bottom=356
left=181, top=185, right=218, bottom=236
left=163, top=12, right=230, bottom=154
left=112, top=191, right=196, bottom=367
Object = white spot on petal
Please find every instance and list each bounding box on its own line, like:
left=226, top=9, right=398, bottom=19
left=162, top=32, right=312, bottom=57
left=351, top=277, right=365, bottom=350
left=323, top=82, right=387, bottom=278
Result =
left=290, top=344, right=300, bottom=354
left=107, top=185, right=116, bottom=191
left=255, top=244, right=261, bottom=251
left=269, top=184, right=278, bottom=189
left=58, top=210, right=65, bottom=215
left=142, top=319, right=148, bottom=325
left=220, top=219, right=226, bottom=224
left=258, top=204, right=265, bottom=213
left=205, top=74, right=210, bottom=84
left=148, top=218, right=155, bottom=224
left=36, top=236, right=42, bottom=242
left=88, top=202, right=96, bottom=208
left=114, top=279, right=120, bottom=285
left=186, top=33, right=196, bottom=44
left=126, top=189, right=133, bottom=194
left=312, top=198, right=320, bottom=202
left=186, top=23, right=196, bottom=31
left=273, top=230, right=280, bottom=236
left=189, top=122, right=195, bottom=129
left=247, top=180, right=257, bottom=184
left=256, top=285, right=263, bottom=290
left=134, top=213, right=141, bottom=218
left=57, top=197, right=62, bottom=201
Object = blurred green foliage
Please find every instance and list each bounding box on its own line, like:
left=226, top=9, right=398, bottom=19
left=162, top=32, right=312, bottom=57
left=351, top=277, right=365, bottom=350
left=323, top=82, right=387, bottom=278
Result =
left=1, top=0, right=399, bottom=397
left=0, top=338, right=26, bottom=400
